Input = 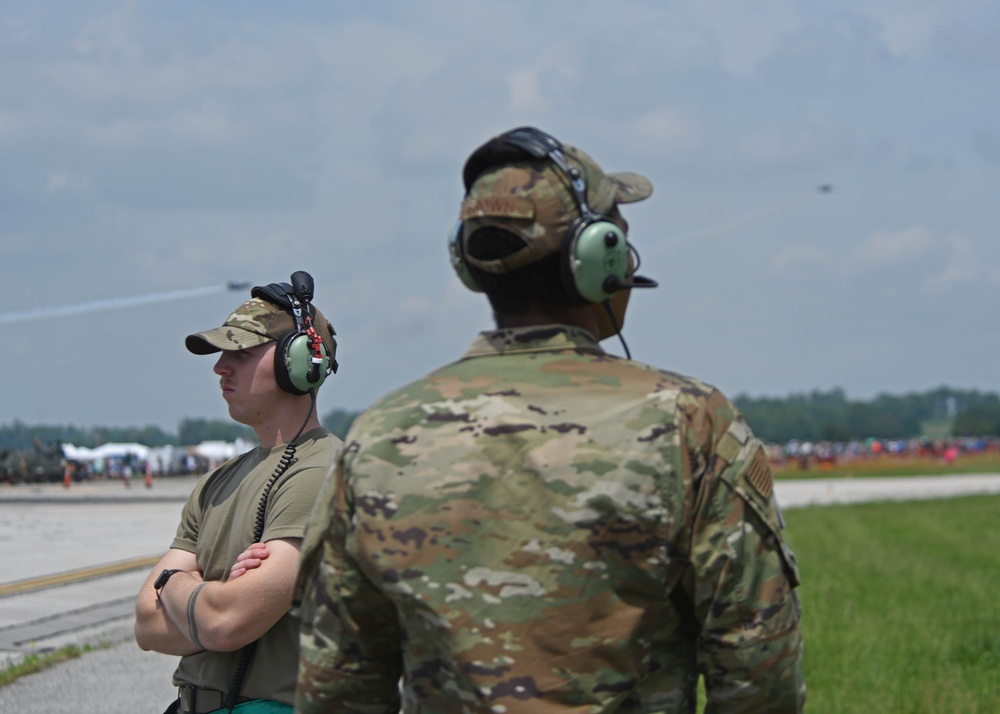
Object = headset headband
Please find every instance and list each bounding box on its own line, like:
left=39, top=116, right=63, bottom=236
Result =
left=251, top=275, right=312, bottom=333
left=251, top=282, right=296, bottom=311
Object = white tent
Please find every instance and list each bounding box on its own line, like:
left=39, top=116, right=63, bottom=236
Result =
left=62, top=442, right=150, bottom=462
left=190, top=438, right=255, bottom=465
left=62, top=439, right=255, bottom=473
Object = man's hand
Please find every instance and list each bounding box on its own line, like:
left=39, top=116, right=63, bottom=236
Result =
left=230, top=543, right=270, bottom=580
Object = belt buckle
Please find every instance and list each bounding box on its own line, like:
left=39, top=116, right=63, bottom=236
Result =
left=178, top=684, right=224, bottom=714
left=178, top=684, right=196, bottom=714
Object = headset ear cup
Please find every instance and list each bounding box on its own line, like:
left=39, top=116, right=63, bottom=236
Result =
left=562, top=219, right=629, bottom=303
left=274, top=332, right=330, bottom=395
left=448, top=221, right=484, bottom=293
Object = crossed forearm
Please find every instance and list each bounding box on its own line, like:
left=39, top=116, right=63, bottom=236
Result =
left=158, top=571, right=212, bottom=651
left=157, top=542, right=298, bottom=652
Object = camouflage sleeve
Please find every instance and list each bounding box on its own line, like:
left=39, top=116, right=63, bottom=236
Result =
left=295, top=446, right=403, bottom=714
left=684, top=394, right=806, bottom=713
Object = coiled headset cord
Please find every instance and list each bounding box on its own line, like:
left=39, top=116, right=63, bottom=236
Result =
left=222, top=391, right=317, bottom=711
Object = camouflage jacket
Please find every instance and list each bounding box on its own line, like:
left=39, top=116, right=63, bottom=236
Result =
left=296, top=325, right=805, bottom=713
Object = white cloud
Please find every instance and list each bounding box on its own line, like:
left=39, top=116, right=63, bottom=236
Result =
left=48, top=172, right=71, bottom=190
left=0, top=110, right=24, bottom=147
left=857, top=4, right=943, bottom=58
left=50, top=32, right=314, bottom=105
left=923, top=232, right=984, bottom=290
left=847, top=227, right=996, bottom=291
left=739, top=114, right=846, bottom=166
left=972, top=130, right=1000, bottom=168
left=692, top=0, right=803, bottom=75
left=506, top=68, right=545, bottom=112
left=399, top=295, right=431, bottom=313
left=629, top=107, right=704, bottom=155
left=855, top=226, right=934, bottom=265
left=72, top=0, right=141, bottom=63
left=312, top=18, right=449, bottom=91
left=85, top=118, right=147, bottom=147
left=771, top=244, right=829, bottom=271
left=169, top=99, right=242, bottom=144
left=505, top=55, right=578, bottom=114
left=47, top=172, right=90, bottom=191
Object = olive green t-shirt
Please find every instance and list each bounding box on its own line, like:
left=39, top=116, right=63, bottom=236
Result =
left=170, top=427, right=340, bottom=704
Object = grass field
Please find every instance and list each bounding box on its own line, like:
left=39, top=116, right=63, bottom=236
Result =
left=777, top=494, right=1000, bottom=713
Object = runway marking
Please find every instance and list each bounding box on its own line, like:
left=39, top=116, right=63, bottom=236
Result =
left=0, top=554, right=164, bottom=597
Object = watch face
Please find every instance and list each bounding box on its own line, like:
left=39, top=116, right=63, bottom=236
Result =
left=154, top=569, right=177, bottom=589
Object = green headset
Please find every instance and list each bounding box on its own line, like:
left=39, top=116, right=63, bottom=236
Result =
left=449, top=126, right=653, bottom=304
left=251, top=271, right=337, bottom=396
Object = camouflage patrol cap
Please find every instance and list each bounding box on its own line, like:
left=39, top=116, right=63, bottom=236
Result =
left=459, top=141, right=653, bottom=273
left=185, top=297, right=337, bottom=359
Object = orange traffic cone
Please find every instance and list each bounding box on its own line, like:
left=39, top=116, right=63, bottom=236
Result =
left=63, top=464, right=71, bottom=489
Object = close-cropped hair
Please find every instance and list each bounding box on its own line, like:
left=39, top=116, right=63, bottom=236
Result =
left=465, top=226, right=582, bottom=314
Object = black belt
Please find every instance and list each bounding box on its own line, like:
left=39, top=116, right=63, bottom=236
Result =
left=178, top=684, right=252, bottom=714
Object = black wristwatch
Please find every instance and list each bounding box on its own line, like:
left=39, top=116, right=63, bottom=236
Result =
left=154, top=568, right=183, bottom=601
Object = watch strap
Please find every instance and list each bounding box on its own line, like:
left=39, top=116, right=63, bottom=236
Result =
left=154, top=568, right=183, bottom=599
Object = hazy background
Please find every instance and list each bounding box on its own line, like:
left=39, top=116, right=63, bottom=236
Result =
left=2, top=0, right=998, bottom=432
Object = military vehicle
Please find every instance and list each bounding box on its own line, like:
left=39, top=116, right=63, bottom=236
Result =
left=0, top=439, right=69, bottom=484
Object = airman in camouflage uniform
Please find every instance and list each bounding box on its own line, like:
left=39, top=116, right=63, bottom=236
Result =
left=296, top=128, right=805, bottom=713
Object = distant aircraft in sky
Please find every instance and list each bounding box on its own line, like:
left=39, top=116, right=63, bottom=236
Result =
left=227, top=281, right=251, bottom=291
left=818, top=184, right=834, bottom=193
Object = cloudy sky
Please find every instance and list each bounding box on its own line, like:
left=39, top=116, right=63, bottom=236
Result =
left=2, top=1, right=998, bottom=432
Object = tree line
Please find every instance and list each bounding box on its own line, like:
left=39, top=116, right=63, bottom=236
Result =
left=733, top=386, right=1000, bottom=444
left=0, top=419, right=255, bottom=451
left=1, top=388, right=998, bottom=451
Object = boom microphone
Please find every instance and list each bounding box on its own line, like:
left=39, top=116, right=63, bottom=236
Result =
left=602, top=274, right=659, bottom=293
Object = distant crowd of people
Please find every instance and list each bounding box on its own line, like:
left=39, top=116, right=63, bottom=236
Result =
left=768, top=436, right=999, bottom=470
left=73, top=452, right=211, bottom=481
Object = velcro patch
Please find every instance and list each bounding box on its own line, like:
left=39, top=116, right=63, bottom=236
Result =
left=717, top=432, right=741, bottom=463
left=461, top=195, right=536, bottom=221
left=727, top=419, right=751, bottom=445
left=717, top=420, right=752, bottom=464
left=745, top=446, right=773, bottom=499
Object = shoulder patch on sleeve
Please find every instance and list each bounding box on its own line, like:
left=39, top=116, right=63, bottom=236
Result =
left=745, top=445, right=773, bottom=499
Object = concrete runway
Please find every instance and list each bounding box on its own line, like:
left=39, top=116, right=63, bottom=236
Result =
left=0, top=477, right=194, bottom=713
left=1, top=472, right=999, bottom=713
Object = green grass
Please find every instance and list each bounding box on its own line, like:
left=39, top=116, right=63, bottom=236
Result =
left=783, top=495, right=1000, bottom=713
left=0, top=643, right=103, bottom=688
